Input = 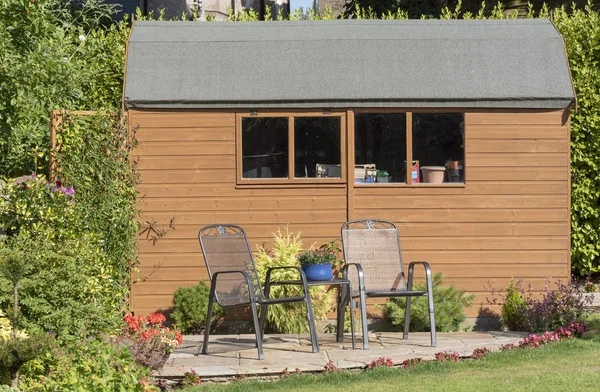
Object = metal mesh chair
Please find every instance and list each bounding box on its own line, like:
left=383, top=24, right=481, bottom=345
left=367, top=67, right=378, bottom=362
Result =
left=338, top=219, right=436, bottom=349
left=198, top=224, right=319, bottom=360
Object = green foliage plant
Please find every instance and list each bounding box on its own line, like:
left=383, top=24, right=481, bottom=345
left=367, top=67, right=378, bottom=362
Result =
left=172, top=281, right=225, bottom=333
left=19, top=336, right=149, bottom=391
left=501, top=281, right=527, bottom=331
left=0, top=0, right=128, bottom=176
left=53, top=113, right=139, bottom=316
left=0, top=248, right=50, bottom=388
left=254, top=228, right=335, bottom=334
left=298, top=249, right=337, bottom=266
left=0, top=233, right=120, bottom=336
left=383, top=273, right=474, bottom=332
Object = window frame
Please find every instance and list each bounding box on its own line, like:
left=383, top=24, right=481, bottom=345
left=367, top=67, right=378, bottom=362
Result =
left=352, top=108, right=466, bottom=188
left=236, top=111, right=347, bottom=185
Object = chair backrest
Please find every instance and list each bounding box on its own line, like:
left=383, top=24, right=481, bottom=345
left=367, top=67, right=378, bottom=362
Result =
left=341, top=219, right=406, bottom=293
left=198, top=224, right=264, bottom=306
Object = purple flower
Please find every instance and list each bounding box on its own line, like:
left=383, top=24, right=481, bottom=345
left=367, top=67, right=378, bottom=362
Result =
left=60, top=186, right=67, bottom=193
left=66, top=186, right=75, bottom=195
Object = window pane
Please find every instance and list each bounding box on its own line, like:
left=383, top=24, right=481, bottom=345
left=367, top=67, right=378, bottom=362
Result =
left=294, top=117, right=341, bottom=178
left=413, top=113, right=464, bottom=183
left=242, top=117, right=288, bottom=179
left=355, top=113, right=407, bottom=184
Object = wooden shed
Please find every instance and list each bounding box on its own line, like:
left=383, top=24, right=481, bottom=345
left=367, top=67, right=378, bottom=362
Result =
left=124, top=19, right=575, bottom=318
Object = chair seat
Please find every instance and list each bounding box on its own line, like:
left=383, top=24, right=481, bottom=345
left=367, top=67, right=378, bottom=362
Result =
left=257, top=296, right=306, bottom=305
left=363, top=290, right=427, bottom=298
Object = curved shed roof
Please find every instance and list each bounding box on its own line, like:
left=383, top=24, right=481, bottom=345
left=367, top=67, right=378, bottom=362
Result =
left=124, top=19, right=575, bottom=109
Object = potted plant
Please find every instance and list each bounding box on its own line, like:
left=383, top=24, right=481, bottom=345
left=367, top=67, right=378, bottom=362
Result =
left=298, top=248, right=336, bottom=281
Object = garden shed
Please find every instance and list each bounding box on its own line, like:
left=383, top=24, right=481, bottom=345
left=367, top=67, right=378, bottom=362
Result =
left=124, top=19, right=575, bottom=319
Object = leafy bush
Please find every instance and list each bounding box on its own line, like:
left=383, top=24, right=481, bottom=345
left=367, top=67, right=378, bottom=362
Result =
left=383, top=273, right=474, bottom=332
left=0, top=114, right=139, bottom=337
left=525, top=280, right=591, bottom=332
left=0, top=233, right=120, bottom=336
left=0, top=334, right=50, bottom=388
left=254, top=229, right=335, bottom=334
left=20, top=336, right=149, bottom=391
left=489, top=279, right=591, bottom=332
left=0, top=0, right=127, bottom=176
left=172, top=281, right=224, bottom=333
left=501, top=281, right=527, bottom=331
left=54, top=113, right=139, bottom=316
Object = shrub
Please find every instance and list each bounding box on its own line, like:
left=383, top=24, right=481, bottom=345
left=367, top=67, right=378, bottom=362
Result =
left=383, top=273, right=474, bottom=332
left=501, top=281, right=527, bottom=331
left=172, top=281, right=224, bottom=334
left=0, top=334, right=50, bottom=388
left=0, top=233, right=120, bottom=336
left=525, top=280, right=590, bottom=332
left=20, top=336, right=149, bottom=391
left=489, top=279, right=591, bottom=332
left=254, top=228, right=335, bottom=334
left=119, top=313, right=182, bottom=370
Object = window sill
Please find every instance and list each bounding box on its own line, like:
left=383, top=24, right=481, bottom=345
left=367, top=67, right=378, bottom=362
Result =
left=236, top=179, right=346, bottom=189
left=354, top=182, right=466, bottom=188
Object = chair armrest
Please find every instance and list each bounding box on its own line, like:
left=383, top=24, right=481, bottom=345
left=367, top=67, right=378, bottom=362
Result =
left=264, top=266, right=310, bottom=299
left=407, top=261, right=433, bottom=292
left=342, top=263, right=365, bottom=291
left=211, top=270, right=257, bottom=304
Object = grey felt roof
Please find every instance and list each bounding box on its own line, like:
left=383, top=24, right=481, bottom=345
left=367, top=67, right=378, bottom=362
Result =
left=124, top=19, right=575, bottom=109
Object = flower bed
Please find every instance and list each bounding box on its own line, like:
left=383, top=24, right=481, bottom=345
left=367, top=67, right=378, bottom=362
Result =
left=119, top=313, right=183, bottom=370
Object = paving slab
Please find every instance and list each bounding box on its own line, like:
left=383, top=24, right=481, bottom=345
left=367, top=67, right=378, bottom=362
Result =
left=161, top=331, right=525, bottom=381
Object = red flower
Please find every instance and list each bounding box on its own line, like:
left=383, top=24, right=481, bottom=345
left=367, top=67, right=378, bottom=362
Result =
left=124, top=315, right=141, bottom=332
left=140, top=329, right=160, bottom=341
left=175, top=331, right=183, bottom=345
left=146, top=312, right=166, bottom=326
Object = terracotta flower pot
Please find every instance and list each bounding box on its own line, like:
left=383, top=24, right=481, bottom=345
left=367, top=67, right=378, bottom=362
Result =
left=421, top=166, right=445, bottom=183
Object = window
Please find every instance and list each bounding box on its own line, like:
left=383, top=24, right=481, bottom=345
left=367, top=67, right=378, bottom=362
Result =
left=354, top=113, right=407, bottom=184
left=240, top=114, right=343, bottom=182
left=294, top=117, right=341, bottom=178
left=242, top=117, right=288, bottom=179
left=354, top=112, right=464, bottom=185
left=413, top=113, right=464, bottom=184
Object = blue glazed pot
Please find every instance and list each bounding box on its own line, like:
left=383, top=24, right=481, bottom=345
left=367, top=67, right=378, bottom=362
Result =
left=302, top=264, right=333, bottom=281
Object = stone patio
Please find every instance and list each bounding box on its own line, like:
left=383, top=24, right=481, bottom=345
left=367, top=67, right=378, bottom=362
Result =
left=158, top=330, right=528, bottom=382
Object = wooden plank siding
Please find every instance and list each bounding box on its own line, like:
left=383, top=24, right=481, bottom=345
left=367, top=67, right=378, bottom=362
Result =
left=129, top=109, right=570, bottom=319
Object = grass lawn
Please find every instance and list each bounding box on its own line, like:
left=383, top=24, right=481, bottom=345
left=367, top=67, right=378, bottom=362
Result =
left=185, top=315, right=600, bottom=392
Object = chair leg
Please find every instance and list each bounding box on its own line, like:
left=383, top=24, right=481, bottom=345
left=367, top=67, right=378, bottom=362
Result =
left=336, top=284, right=346, bottom=343
left=348, top=285, right=356, bottom=350
left=202, top=285, right=216, bottom=355
left=403, top=297, right=412, bottom=341
left=250, top=302, right=264, bottom=360
left=427, top=294, right=437, bottom=347
left=259, top=304, right=268, bottom=342
left=359, top=288, right=369, bottom=350
left=304, top=292, right=320, bottom=353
